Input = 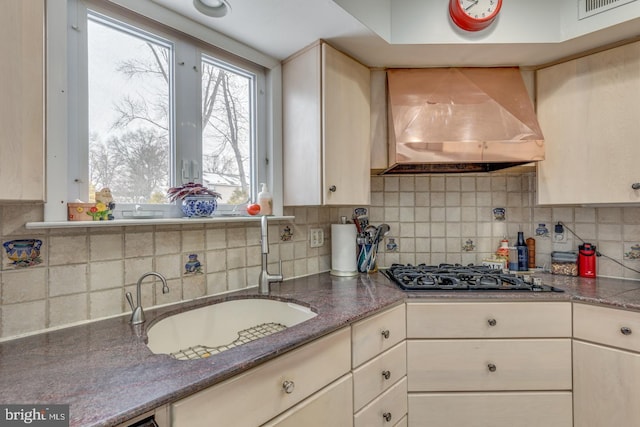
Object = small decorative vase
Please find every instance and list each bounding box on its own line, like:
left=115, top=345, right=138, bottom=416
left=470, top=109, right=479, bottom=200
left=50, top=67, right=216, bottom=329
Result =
left=181, top=195, right=217, bottom=218
left=3, top=239, right=43, bottom=263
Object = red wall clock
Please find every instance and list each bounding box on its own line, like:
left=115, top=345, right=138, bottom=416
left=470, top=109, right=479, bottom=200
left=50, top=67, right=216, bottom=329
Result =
left=449, top=0, right=503, bottom=32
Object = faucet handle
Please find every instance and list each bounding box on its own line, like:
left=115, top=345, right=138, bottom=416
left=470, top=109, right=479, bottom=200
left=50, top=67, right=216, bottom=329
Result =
left=125, top=292, right=135, bottom=312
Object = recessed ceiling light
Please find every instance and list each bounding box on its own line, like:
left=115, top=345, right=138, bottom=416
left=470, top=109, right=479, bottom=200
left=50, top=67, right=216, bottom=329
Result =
left=193, top=0, right=231, bottom=18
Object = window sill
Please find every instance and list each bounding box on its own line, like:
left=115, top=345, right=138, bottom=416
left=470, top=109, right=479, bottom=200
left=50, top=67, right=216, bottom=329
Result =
left=25, top=215, right=295, bottom=229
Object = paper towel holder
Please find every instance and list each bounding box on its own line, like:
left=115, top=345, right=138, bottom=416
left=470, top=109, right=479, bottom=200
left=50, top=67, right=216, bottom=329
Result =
left=330, top=223, right=358, bottom=277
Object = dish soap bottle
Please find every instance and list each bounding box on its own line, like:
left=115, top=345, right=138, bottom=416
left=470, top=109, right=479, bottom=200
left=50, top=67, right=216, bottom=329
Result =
left=258, top=183, right=272, bottom=215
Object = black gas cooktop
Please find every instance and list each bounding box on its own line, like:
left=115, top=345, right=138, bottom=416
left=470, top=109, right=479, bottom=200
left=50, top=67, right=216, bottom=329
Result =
left=382, top=263, right=563, bottom=292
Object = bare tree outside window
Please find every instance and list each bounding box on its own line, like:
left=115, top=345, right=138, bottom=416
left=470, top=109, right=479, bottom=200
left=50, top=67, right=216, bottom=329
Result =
left=87, top=16, right=171, bottom=204
left=87, top=13, right=254, bottom=206
left=201, top=57, right=253, bottom=205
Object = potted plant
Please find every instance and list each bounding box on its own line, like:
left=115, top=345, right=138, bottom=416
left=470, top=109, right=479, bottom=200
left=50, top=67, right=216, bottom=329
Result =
left=167, top=182, right=222, bottom=218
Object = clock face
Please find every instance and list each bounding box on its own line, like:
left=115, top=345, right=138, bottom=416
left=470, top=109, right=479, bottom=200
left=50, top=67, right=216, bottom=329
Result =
left=450, top=0, right=502, bottom=31
left=458, top=0, right=499, bottom=20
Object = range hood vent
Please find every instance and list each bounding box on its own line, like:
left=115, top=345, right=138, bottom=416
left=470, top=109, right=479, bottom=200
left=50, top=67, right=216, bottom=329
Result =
left=383, top=67, right=544, bottom=174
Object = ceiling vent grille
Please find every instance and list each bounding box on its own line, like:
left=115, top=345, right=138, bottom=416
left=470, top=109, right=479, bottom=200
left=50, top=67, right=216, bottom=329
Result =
left=579, top=0, right=637, bottom=19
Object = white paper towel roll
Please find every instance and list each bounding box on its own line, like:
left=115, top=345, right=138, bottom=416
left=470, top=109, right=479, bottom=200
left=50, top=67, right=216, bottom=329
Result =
left=331, top=224, right=358, bottom=276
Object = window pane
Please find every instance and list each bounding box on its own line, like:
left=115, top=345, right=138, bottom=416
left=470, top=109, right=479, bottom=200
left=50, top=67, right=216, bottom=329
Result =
left=201, top=56, right=254, bottom=205
left=87, top=14, right=172, bottom=204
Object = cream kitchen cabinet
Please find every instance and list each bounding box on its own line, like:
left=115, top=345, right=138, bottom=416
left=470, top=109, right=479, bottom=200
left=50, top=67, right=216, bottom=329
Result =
left=171, top=327, right=351, bottom=427
left=283, top=41, right=371, bottom=206
left=262, top=374, right=353, bottom=427
left=0, top=0, right=45, bottom=202
left=351, top=304, right=407, bottom=426
left=536, top=41, right=640, bottom=205
left=406, top=301, right=573, bottom=427
left=573, top=303, right=640, bottom=427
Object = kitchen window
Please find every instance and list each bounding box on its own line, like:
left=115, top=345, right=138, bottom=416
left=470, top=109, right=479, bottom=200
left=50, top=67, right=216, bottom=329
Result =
left=65, top=0, right=266, bottom=217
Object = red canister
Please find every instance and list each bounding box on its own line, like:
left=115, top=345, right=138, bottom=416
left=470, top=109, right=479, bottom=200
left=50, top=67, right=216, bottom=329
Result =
left=578, top=243, right=596, bottom=278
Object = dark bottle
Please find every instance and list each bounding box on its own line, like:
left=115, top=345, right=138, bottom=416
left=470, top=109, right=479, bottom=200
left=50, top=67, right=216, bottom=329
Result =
left=516, top=231, right=529, bottom=271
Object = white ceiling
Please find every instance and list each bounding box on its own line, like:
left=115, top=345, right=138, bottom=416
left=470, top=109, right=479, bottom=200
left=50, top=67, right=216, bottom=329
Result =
left=149, top=0, right=640, bottom=67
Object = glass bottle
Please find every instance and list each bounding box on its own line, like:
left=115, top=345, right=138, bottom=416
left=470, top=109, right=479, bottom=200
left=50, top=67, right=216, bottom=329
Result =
left=516, top=231, right=529, bottom=271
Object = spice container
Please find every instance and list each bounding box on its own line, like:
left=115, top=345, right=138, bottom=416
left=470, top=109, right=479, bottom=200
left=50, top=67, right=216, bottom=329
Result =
left=551, top=251, right=578, bottom=276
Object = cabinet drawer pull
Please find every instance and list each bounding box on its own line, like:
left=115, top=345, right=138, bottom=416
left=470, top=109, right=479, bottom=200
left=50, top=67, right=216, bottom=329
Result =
left=382, top=412, right=392, bottom=422
left=329, top=185, right=337, bottom=192
left=488, top=363, right=497, bottom=372
left=282, top=380, right=295, bottom=394
left=621, top=326, right=633, bottom=336
left=382, top=370, right=391, bottom=380
left=632, top=183, right=640, bottom=190
left=487, top=318, right=497, bottom=327
left=381, top=329, right=390, bottom=339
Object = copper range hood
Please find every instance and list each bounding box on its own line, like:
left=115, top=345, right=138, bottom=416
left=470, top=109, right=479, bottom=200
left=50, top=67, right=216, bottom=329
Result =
left=383, top=67, right=544, bottom=174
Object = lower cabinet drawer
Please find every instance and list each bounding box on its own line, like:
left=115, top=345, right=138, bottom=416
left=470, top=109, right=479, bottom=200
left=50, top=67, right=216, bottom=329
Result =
left=262, top=374, right=353, bottom=427
left=352, top=304, right=406, bottom=368
left=353, top=341, right=407, bottom=412
left=354, top=377, right=407, bottom=427
left=407, top=302, right=571, bottom=339
left=408, top=339, right=572, bottom=391
left=171, top=328, right=351, bottom=427
left=408, top=391, right=573, bottom=427
left=574, top=303, right=640, bottom=352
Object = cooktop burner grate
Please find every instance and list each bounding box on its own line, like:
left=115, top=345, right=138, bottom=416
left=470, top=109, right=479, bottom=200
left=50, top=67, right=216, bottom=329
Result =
left=383, top=263, right=562, bottom=292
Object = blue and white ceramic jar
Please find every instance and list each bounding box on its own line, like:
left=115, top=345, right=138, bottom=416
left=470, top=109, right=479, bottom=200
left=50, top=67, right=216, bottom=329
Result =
left=181, top=195, right=217, bottom=218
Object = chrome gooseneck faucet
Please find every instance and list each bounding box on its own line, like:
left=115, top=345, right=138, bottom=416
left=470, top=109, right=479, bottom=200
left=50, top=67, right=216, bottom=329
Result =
left=126, top=272, right=169, bottom=325
left=258, top=215, right=283, bottom=294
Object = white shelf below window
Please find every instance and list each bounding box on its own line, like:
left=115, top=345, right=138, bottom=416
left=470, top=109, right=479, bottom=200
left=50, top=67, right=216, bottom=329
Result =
left=25, top=215, right=295, bottom=229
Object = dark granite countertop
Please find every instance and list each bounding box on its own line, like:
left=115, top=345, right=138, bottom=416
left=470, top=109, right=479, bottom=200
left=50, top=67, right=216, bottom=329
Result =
left=3, top=271, right=640, bottom=426
left=0, top=273, right=404, bottom=427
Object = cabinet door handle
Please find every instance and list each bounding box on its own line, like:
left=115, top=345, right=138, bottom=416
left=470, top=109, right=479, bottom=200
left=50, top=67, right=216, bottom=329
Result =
left=621, top=326, right=633, bottom=335
left=381, top=329, right=390, bottom=339
left=329, top=185, right=337, bottom=192
left=632, top=183, right=640, bottom=190
left=382, top=412, right=392, bottom=422
left=282, top=380, right=295, bottom=394
left=488, top=363, right=497, bottom=372
left=382, top=370, right=391, bottom=380
left=487, top=318, right=497, bottom=326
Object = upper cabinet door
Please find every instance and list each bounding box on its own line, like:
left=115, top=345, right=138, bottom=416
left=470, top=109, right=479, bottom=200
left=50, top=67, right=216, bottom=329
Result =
left=0, top=0, right=46, bottom=202
left=536, top=41, right=640, bottom=205
left=321, top=43, right=370, bottom=206
left=283, top=42, right=370, bottom=206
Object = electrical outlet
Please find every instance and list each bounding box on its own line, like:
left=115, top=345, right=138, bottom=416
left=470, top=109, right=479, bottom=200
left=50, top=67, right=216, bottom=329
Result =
left=309, top=228, right=324, bottom=248
left=553, top=223, right=567, bottom=243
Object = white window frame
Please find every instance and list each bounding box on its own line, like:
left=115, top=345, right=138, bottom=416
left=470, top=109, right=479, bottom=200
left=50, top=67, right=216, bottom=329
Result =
left=45, top=0, right=281, bottom=221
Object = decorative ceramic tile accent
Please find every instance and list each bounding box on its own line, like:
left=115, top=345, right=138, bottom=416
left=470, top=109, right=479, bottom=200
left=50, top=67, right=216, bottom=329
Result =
left=462, top=239, right=475, bottom=252
left=280, top=225, right=293, bottom=241
left=624, top=244, right=640, bottom=260
left=386, top=237, right=398, bottom=252
left=492, top=207, right=506, bottom=221
left=184, top=254, right=203, bottom=274
left=2, top=239, right=43, bottom=269
left=535, top=223, right=549, bottom=237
